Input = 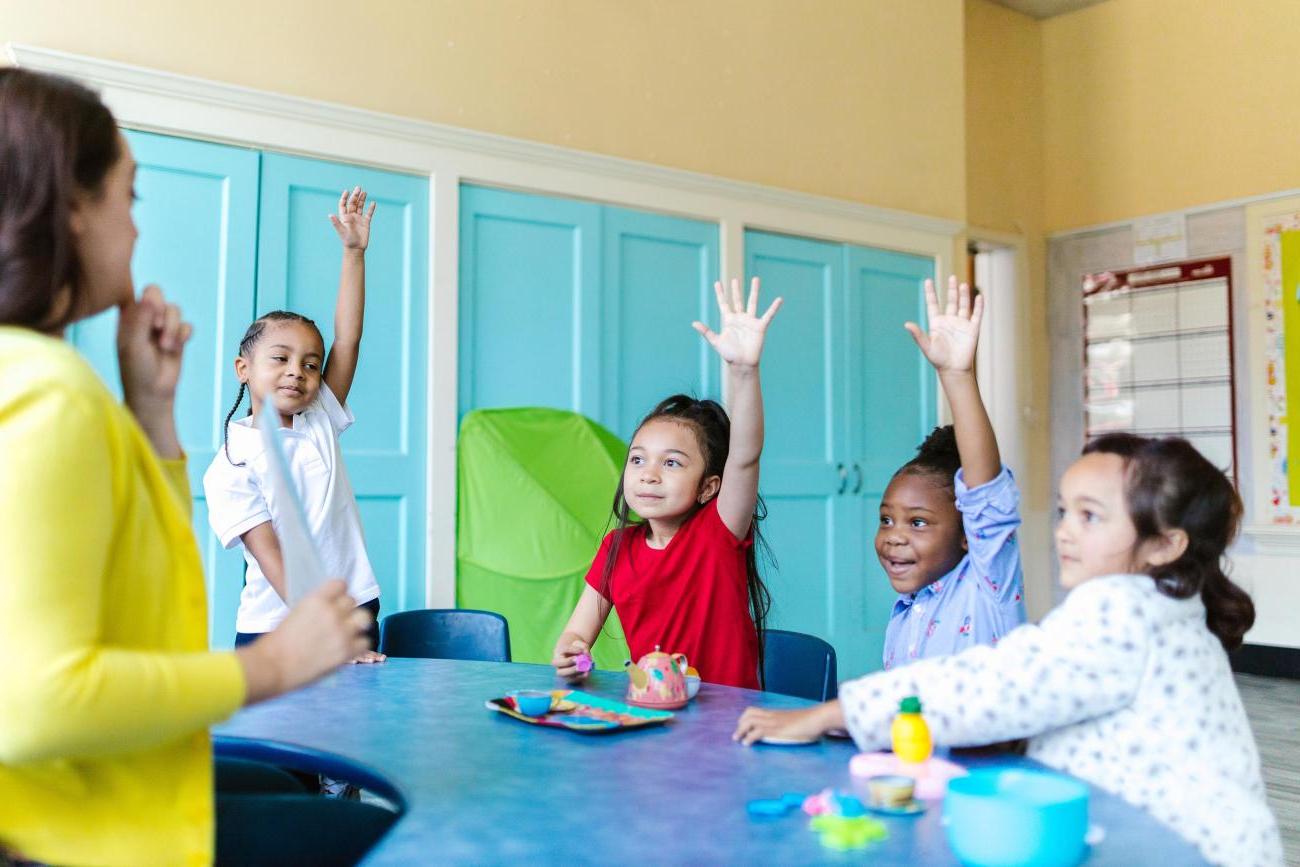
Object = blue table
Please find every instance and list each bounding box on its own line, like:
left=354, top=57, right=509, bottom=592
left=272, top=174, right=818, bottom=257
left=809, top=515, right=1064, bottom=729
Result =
left=214, top=658, right=1207, bottom=865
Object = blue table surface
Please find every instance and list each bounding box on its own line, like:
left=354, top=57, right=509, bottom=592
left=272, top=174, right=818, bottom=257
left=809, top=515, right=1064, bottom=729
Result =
left=214, top=658, right=1207, bottom=865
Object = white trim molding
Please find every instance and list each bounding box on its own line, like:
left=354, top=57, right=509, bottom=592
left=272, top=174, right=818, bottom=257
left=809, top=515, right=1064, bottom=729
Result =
left=1244, top=524, right=1300, bottom=556
left=8, top=42, right=966, bottom=610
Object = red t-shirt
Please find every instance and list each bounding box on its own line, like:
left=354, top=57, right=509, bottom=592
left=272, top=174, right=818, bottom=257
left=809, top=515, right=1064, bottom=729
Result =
left=584, top=499, right=760, bottom=689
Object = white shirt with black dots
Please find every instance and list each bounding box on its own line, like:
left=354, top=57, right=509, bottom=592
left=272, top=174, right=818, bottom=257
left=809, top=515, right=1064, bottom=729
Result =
left=840, top=573, right=1283, bottom=867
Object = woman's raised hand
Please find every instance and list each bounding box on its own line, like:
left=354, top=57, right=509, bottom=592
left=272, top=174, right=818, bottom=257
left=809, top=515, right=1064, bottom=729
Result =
left=693, top=277, right=783, bottom=369
left=904, top=276, right=983, bottom=375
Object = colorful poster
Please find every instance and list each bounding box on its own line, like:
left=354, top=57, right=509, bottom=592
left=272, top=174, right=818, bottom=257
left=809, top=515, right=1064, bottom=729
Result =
left=1260, top=222, right=1300, bottom=520
left=1282, top=232, right=1300, bottom=507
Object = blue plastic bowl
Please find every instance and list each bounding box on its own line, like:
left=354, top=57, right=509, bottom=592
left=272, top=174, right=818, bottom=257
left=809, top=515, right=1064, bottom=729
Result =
left=509, top=690, right=553, bottom=717
left=943, top=768, right=1089, bottom=867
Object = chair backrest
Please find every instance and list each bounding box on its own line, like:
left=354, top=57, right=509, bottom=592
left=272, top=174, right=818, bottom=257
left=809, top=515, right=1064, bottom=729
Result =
left=761, top=629, right=838, bottom=702
left=379, top=609, right=511, bottom=662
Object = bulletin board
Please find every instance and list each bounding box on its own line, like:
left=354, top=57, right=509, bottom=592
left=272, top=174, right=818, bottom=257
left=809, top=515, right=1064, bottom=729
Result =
left=1082, top=257, right=1237, bottom=481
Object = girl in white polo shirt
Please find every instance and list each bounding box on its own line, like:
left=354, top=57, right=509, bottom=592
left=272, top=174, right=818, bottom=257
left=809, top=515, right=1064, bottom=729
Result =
left=204, top=187, right=383, bottom=663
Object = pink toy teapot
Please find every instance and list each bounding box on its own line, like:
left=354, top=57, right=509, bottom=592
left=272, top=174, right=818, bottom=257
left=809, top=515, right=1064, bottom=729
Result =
left=624, top=646, right=689, bottom=710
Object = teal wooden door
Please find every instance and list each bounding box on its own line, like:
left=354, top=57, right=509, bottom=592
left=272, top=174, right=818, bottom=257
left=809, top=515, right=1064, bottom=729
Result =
left=256, top=153, right=429, bottom=614
left=68, top=129, right=260, bottom=647
left=459, top=185, right=719, bottom=439
left=458, top=185, right=602, bottom=419
left=746, top=232, right=935, bottom=679
left=744, top=232, right=858, bottom=670
left=600, top=204, right=720, bottom=435
left=843, top=246, right=937, bottom=677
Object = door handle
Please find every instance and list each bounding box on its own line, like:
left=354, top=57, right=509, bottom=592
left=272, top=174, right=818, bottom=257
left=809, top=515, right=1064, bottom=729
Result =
left=836, top=463, right=848, bottom=495
left=851, top=463, right=863, bottom=495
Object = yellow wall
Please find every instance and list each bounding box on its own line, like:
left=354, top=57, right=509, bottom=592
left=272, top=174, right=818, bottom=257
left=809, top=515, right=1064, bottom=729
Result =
left=1, top=0, right=967, bottom=221
left=1042, top=0, right=1300, bottom=232
left=963, top=0, right=1052, bottom=616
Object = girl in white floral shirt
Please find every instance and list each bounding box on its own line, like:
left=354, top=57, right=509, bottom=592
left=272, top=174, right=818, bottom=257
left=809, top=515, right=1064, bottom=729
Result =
left=735, top=434, right=1282, bottom=867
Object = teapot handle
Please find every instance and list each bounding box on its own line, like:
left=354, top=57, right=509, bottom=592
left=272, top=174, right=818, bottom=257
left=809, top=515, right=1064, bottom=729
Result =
left=672, top=653, right=689, bottom=673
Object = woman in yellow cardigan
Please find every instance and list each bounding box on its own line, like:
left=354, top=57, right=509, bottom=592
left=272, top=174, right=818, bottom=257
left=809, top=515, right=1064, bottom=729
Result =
left=0, top=70, right=379, bottom=866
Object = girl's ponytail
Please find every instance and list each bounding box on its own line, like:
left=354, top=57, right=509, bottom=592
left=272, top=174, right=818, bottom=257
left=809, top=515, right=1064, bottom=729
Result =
left=1083, top=433, right=1255, bottom=650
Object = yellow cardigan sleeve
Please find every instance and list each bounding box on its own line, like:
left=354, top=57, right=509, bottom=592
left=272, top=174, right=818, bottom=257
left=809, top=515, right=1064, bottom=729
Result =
left=0, top=386, right=245, bottom=764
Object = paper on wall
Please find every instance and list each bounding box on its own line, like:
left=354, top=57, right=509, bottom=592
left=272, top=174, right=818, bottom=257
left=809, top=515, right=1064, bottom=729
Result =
left=255, top=399, right=328, bottom=606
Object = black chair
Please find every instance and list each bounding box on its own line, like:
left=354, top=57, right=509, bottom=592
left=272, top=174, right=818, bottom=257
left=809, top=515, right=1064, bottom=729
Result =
left=378, top=608, right=511, bottom=662
left=762, top=629, right=838, bottom=702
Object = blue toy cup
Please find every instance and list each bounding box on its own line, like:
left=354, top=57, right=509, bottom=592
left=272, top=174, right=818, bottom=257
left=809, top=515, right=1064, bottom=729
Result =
left=509, top=690, right=553, bottom=717
left=943, top=768, right=1089, bottom=867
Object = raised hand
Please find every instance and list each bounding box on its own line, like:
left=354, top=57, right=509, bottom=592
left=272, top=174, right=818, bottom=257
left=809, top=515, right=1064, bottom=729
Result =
left=904, top=276, right=983, bottom=375
left=328, top=186, right=377, bottom=251
left=692, top=277, right=783, bottom=368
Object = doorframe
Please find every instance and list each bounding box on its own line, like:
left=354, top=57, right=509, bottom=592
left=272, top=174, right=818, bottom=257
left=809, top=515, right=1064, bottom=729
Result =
left=9, top=43, right=968, bottom=609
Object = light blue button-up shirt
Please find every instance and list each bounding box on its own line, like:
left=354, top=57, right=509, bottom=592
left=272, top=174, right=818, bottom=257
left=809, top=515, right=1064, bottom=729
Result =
left=881, top=465, right=1026, bottom=670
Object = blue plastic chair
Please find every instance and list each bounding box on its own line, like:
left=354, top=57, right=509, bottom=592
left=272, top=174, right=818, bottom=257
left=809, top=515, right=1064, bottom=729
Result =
left=378, top=609, right=511, bottom=662
left=762, top=629, right=838, bottom=702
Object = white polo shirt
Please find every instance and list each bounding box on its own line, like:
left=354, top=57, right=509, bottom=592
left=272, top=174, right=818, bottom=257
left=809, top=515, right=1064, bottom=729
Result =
left=203, top=382, right=380, bottom=633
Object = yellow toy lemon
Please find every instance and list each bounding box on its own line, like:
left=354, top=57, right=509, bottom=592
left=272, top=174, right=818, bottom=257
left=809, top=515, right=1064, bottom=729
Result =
left=890, top=696, right=932, bottom=764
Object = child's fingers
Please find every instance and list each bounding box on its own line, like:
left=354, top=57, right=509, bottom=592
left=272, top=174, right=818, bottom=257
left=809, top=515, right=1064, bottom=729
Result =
left=354, top=187, right=366, bottom=212
left=338, top=188, right=350, bottom=215
left=746, top=276, right=760, bottom=316
left=692, top=321, right=720, bottom=346
left=329, top=214, right=343, bottom=232
left=903, top=322, right=928, bottom=352
left=945, top=275, right=959, bottom=317
left=970, top=292, right=985, bottom=332
left=366, top=200, right=377, bottom=220
left=730, top=277, right=744, bottom=313
left=349, top=186, right=362, bottom=211
left=759, top=296, right=783, bottom=327
left=957, top=281, right=971, bottom=319
left=713, top=280, right=730, bottom=316
left=922, top=278, right=940, bottom=322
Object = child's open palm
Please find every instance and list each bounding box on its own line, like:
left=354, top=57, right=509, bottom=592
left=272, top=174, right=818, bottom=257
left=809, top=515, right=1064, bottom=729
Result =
left=905, top=276, right=983, bottom=374
left=329, top=186, right=377, bottom=250
left=693, top=277, right=783, bottom=367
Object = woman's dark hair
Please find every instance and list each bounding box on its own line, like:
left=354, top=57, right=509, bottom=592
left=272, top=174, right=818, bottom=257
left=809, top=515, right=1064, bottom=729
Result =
left=598, top=394, right=774, bottom=685
left=0, top=68, right=121, bottom=330
left=221, top=311, right=325, bottom=466
left=1083, top=433, right=1254, bottom=650
left=898, top=424, right=962, bottom=489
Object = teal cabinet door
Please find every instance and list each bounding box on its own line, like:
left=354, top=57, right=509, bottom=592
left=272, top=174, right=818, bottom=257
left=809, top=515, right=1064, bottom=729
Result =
left=600, top=205, right=719, bottom=437
left=744, top=231, right=857, bottom=666
left=68, top=129, right=260, bottom=648
left=458, top=185, right=719, bottom=439
left=256, top=153, right=429, bottom=614
left=458, top=185, right=602, bottom=419
left=843, top=246, right=937, bottom=677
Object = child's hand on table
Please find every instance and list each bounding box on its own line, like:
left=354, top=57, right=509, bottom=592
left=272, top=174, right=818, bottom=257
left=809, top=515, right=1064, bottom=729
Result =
left=349, top=650, right=387, bottom=664
left=733, top=700, right=843, bottom=746
left=552, top=639, right=592, bottom=681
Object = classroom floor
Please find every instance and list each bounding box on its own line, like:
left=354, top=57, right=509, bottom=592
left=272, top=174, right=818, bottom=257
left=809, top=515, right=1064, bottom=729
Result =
left=1237, top=674, right=1300, bottom=866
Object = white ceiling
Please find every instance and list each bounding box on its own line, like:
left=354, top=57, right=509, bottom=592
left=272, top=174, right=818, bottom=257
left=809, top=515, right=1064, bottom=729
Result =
left=988, top=0, right=1110, bottom=19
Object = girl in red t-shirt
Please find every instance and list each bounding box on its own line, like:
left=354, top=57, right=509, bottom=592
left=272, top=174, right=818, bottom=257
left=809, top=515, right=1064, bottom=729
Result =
left=551, top=277, right=783, bottom=689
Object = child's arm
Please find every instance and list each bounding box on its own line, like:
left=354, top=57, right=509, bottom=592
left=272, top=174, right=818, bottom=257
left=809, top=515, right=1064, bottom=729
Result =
left=692, top=277, right=783, bottom=540
left=905, top=277, right=999, bottom=487
left=323, top=186, right=377, bottom=407
left=551, top=586, right=611, bottom=680
left=240, top=522, right=288, bottom=603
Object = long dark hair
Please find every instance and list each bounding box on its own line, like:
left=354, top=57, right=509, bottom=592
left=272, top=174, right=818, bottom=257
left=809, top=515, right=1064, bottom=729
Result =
left=0, top=68, right=120, bottom=330
left=221, top=310, right=324, bottom=466
left=599, top=394, right=774, bottom=685
left=1083, top=433, right=1254, bottom=650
